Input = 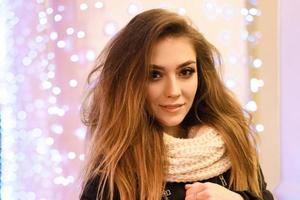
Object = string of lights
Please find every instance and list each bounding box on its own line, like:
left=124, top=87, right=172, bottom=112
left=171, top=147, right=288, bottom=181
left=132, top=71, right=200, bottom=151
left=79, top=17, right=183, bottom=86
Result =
left=243, top=0, right=265, bottom=134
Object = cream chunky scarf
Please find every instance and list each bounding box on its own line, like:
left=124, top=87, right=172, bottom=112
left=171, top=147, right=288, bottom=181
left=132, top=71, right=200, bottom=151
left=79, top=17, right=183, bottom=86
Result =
left=163, top=126, right=231, bottom=182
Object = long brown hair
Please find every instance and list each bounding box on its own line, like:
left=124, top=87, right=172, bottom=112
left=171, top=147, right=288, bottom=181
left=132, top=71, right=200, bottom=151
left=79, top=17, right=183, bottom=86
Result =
left=81, top=8, right=262, bottom=200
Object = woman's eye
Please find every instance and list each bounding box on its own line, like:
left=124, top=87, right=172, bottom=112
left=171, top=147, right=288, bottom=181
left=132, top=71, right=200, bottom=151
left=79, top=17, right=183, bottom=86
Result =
left=180, top=67, right=196, bottom=77
left=150, top=70, right=162, bottom=80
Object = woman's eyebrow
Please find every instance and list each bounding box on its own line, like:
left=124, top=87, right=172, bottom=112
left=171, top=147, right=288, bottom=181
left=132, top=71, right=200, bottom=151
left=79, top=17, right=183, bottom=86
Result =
left=151, top=60, right=196, bottom=70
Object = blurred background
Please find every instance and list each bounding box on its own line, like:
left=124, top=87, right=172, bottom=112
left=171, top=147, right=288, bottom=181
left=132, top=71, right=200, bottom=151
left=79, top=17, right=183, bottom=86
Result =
left=0, top=0, right=298, bottom=199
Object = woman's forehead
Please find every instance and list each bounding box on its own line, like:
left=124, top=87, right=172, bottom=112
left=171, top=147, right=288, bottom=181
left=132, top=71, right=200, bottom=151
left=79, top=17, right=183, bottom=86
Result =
left=150, top=36, right=196, bottom=67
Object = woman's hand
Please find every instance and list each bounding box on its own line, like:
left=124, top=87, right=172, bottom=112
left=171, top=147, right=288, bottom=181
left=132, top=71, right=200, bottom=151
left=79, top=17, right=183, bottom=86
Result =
left=185, top=182, right=244, bottom=200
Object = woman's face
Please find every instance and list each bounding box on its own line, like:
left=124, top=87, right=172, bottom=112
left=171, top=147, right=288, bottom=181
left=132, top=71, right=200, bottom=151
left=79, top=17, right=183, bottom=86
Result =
left=147, top=36, right=198, bottom=136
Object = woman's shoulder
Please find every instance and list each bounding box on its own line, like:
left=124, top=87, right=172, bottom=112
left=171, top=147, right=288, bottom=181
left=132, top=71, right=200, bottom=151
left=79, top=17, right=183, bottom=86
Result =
left=80, top=176, right=100, bottom=200
left=80, top=176, right=120, bottom=200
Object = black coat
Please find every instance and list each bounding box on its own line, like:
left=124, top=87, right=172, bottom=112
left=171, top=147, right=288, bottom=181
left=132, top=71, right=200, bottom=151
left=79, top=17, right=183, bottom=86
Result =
left=80, top=169, right=274, bottom=200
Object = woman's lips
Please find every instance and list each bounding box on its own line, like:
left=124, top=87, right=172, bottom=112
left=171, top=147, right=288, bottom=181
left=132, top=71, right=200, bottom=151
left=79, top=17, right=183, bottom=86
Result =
left=160, top=104, right=184, bottom=112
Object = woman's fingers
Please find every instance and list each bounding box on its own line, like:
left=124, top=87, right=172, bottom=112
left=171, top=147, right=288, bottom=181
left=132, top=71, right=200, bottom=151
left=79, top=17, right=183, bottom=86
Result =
left=185, top=182, right=206, bottom=196
left=185, top=182, right=244, bottom=200
left=185, top=184, right=193, bottom=189
left=185, top=190, right=208, bottom=200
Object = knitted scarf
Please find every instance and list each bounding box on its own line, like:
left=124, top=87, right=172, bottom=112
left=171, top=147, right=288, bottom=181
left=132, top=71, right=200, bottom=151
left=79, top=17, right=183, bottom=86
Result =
left=163, top=126, right=231, bottom=182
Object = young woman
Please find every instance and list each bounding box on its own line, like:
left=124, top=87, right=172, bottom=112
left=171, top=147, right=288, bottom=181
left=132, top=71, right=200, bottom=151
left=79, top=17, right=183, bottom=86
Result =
left=80, top=8, right=274, bottom=200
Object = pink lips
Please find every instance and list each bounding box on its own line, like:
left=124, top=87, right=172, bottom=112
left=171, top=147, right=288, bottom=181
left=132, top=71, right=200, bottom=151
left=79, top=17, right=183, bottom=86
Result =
left=160, top=104, right=184, bottom=112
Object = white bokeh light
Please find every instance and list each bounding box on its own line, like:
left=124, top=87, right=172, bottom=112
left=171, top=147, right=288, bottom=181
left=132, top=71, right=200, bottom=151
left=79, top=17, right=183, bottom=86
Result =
left=256, top=124, right=265, bottom=132
left=57, top=40, right=66, bottom=48
left=246, top=14, right=254, bottom=22
left=245, top=100, right=257, bottom=112
left=249, top=8, right=258, bottom=16
left=46, top=137, right=54, bottom=146
left=70, top=54, right=79, bottom=62
left=79, top=154, right=85, bottom=161
left=46, top=7, right=53, bottom=14
left=66, top=27, right=75, bottom=35
left=42, top=81, right=52, bottom=90
left=54, top=14, right=63, bottom=22
left=68, top=152, right=76, bottom=160
left=95, top=1, right=104, bottom=9
left=57, top=5, right=65, bottom=12
left=86, top=50, right=95, bottom=61
left=22, top=57, right=32, bottom=66
left=80, top=3, right=88, bottom=11
left=51, top=124, right=64, bottom=134
left=250, top=78, right=264, bottom=93
left=178, top=7, right=187, bottom=15
left=69, top=79, right=78, bottom=87
left=50, top=32, right=58, bottom=40
left=77, top=31, right=86, bottom=38
left=226, top=79, right=237, bottom=89
left=104, top=22, right=118, bottom=36
left=240, top=8, right=248, bottom=15
left=253, top=58, right=263, bottom=68
left=52, top=87, right=61, bottom=95
left=128, top=3, right=139, bottom=15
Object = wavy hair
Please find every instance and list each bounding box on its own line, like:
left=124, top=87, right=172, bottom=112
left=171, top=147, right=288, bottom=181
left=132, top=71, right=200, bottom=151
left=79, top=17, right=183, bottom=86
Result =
left=80, top=8, right=262, bottom=200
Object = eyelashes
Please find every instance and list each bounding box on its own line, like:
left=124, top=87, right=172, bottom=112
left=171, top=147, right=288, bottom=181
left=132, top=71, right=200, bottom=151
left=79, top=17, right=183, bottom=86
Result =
left=150, top=70, right=162, bottom=80
left=180, top=67, right=196, bottom=77
left=149, top=67, right=196, bottom=81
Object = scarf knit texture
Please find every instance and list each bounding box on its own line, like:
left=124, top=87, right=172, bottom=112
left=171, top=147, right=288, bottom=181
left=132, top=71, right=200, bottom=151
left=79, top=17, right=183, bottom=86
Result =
left=163, top=126, right=231, bottom=182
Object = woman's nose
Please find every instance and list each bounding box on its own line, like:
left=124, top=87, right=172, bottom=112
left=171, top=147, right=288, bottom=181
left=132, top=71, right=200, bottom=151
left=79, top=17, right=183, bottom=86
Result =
left=165, top=76, right=181, bottom=98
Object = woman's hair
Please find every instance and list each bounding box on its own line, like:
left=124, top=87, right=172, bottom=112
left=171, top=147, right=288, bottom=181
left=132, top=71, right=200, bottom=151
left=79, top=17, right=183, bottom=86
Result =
left=81, top=8, right=261, bottom=200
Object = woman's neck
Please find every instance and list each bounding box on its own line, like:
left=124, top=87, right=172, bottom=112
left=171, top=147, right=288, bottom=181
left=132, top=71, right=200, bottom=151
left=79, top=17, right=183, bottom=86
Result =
left=163, top=126, right=187, bottom=138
